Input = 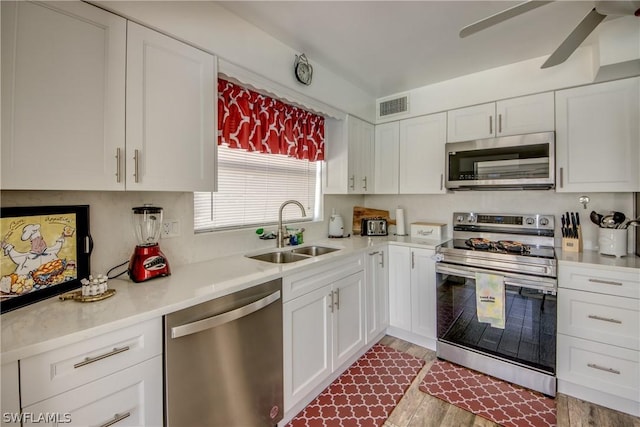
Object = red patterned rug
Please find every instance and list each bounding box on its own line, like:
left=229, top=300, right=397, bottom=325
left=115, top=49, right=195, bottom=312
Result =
left=287, top=343, right=425, bottom=427
left=419, top=360, right=556, bottom=427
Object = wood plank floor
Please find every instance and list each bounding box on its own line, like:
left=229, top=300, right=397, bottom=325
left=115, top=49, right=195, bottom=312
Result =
left=379, top=336, right=640, bottom=427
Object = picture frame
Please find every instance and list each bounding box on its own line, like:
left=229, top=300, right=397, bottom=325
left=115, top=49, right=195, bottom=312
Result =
left=0, top=205, right=92, bottom=313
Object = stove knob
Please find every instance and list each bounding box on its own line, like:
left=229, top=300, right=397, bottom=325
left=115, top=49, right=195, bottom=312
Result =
left=456, top=215, right=464, bottom=223
left=540, top=217, right=549, bottom=226
left=468, top=216, right=476, bottom=223
left=525, top=217, right=535, bottom=225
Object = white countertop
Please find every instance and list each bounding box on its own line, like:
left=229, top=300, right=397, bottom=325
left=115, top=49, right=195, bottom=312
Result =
left=0, top=235, right=446, bottom=363
left=557, top=248, right=640, bottom=272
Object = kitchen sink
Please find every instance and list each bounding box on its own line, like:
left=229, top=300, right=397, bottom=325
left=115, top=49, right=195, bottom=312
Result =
left=290, top=246, right=340, bottom=257
left=246, top=245, right=340, bottom=264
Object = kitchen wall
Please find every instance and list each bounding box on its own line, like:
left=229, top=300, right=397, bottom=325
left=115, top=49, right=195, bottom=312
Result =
left=365, top=191, right=636, bottom=252
left=0, top=191, right=362, bottom=274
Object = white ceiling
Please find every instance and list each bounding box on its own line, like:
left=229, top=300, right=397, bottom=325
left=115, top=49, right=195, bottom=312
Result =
left=217, top=1, right=601, bottom=98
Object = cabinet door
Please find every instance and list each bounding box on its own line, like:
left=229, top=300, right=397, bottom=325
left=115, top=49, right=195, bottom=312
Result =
left=447, top=102, right=495, bottom=142
left=333, top=271, right=366, bottom=368
left=126, top=22, right=216, bottom=192
left=388, top=245, right=412, bottom=330
left=360, top=120, right=375, bottom=194
left=374, top=122, right=400, bottom=194
left=348, top=116, right=374, bottom=194
left=496, top=92, right=554, bottom=136
left=555, top=77, right=640, bottom=192
left=1, top=1, right=126, bottom=190
left=399, top=112, right=447, bottom=194
left=365, top=249, right=388, bottom=343
left=23, top=356, right=163, bottom=427
left=410, top=248, right=436, bottom=343
left=283, top=286, right=332, bottom=412
left=1, top=362, right=20, bottom=427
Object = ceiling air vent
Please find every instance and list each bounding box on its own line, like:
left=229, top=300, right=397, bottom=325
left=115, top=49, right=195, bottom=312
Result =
left=378, top=94, right=409, bottom=119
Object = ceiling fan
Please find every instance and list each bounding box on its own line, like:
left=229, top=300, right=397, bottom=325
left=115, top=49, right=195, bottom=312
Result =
left=460, top=1, right=640, bottom=68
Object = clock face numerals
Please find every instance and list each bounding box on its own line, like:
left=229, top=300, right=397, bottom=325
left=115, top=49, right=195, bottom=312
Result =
left=294, top=54, right=312, bottom=85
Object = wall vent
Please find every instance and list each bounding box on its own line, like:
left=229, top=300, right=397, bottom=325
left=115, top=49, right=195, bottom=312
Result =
left=378, top=94, right=409, bottom=118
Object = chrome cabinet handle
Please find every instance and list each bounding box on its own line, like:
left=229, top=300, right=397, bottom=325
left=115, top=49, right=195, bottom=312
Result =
left=349, top=175, right=355, bottom=190
left=362, top=176, right=368, bottom=191
left=329, top=292, right=334, bottom=313
left=171, top=291, right=280, bottom=338
left=559, top=167, right=563, bottom=188
left=489, top=115, right=493, bottom=134
left=369, top=251, right=380, bottom=256
left=115, top=148, right=122, bottom=183
left=411, top=251, right=415, bottom=269
left=133, top=149, right=140, bottom=183
left=587, top=363, right=620, bottom=375
left=498, top=114, right=502, bottom=133
left=99, top=412, right=131, bottom=427
left=380, top=250, right=384, bottom=268
left=440, top=173, right=443, bottom=191
left=588, top=314, right=622, bottom=324
left=74, top=346, right=130, bottom=369
left=588, top=278, right=623, bottom=286
left=335, top=288, right=340, bottom=310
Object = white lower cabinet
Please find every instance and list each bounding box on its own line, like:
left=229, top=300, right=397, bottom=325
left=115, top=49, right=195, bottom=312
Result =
left=365, top=248, right=389, bottom=343
left=557, top=261, right=640, bottom=417
left=283, top=255, right=366, bottom=413
left=22, top=356, right=163, bottom=427
left=387, top=245, right=437, bottom=349
left=1, top=362, right=20, bottom=426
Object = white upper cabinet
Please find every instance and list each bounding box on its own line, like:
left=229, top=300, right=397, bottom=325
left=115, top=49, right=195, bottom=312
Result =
left=374, top=122, right=400, bottom=194
left=555, top=77, right=640, bottom=192
left=126, top=22, right=216, bottom=192
left=324, top=115, right=374, bottom=194
left=447, top=92, right=554, bottom=142
left=399, top=112, right=447, bottom=194
left=1, top=1, right=126, bottom=190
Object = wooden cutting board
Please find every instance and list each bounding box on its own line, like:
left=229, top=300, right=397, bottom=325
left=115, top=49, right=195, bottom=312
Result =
left=352, top=206, right=396, bottom=235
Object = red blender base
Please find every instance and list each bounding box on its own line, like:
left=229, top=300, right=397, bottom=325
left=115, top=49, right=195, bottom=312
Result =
left=129, top=244, right=171, bottom=283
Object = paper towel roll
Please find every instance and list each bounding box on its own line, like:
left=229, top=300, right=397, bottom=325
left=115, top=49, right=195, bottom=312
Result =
left=396, top=208, right=406, bottom=236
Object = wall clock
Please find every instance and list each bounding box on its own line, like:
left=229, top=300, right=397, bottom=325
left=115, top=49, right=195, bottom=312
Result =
left=294, top=54, right=313, bottom=86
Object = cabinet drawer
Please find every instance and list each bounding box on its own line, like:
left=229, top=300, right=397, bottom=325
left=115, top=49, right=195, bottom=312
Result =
left=558, top=264, right=640, bottom=299
left=557, top=335, right=639, bottom=401
left=21, top=318, right=162, bottom=407
left=283, top=253, right=364, bottom=302
left=23, top=356, right=163, bottom=427
left=558, top=289, right=639, bottom=350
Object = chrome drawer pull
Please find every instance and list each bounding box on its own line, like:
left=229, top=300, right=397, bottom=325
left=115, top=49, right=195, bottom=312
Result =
left=99, top=412, right=131, bottom=427
left=588, top=314, right=622, bottom=324
left=587, top=363, right=620, bottom=375
left=74, top=346, right=130, bottom=369
left=368, top=251, right=380, bottom=256
left=588, top=278, right=623, bottom=286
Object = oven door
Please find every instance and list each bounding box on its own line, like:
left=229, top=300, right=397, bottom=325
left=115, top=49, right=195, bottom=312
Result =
left=435, top=262, right=556, bottom=375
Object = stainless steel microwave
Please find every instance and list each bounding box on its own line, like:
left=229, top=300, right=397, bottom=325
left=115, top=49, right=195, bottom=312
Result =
left=445, top=132, right=555, bottom=190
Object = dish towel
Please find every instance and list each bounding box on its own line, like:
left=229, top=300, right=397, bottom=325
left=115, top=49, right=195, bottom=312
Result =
left=475, top=272, right=505, bottom=329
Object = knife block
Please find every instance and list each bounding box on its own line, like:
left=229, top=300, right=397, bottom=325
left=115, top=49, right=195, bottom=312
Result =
left=562, top=226, right=582, bottom=253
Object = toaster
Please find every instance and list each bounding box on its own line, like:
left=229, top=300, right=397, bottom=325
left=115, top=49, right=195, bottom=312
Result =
left=361, top=218, right=388, bottom=236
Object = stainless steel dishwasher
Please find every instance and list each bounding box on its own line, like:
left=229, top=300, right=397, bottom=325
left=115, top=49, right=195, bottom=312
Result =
left=164, top=279, right=283, bottom=426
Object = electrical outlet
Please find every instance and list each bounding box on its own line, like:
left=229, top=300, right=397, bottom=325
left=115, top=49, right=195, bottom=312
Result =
left=161, top=220, right=180, bottom=238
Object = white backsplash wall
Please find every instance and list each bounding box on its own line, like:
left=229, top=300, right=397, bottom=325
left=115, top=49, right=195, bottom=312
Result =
left=365, top=191, right=635, bottom=252
left=1, top=191, right=363, bottom=274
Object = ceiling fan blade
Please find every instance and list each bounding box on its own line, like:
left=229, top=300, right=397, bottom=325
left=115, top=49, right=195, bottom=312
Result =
left=460, top=1, right=553, bottom=38
left=541, top=8, right=606, bottom=68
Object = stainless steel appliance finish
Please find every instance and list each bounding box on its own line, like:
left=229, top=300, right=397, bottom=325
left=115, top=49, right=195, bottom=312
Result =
left=164, top=279, right=283, bottom=426
left=445, top=132, right=555, bottom=190
left=435, top=212, right=557, bottom=396
left=361, top=218, right=388, bottom=236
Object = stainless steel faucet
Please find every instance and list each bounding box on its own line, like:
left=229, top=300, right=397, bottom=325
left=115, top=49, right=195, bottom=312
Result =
left=277, top=200, right=306, bottom=248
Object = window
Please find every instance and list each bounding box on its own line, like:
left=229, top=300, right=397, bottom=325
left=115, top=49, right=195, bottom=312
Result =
left=194, top=145, right=321, bottom=231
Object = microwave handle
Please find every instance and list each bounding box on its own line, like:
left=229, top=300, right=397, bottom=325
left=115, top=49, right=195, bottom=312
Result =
left=435, top=263, right=555, bottom=293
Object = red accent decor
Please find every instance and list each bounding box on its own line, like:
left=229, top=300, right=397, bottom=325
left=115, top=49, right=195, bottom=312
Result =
left=287, top=344, right=424, bottom=427
left=419, top=360, right=556, bottom=427
left=218, top=79, right=324, bottom=161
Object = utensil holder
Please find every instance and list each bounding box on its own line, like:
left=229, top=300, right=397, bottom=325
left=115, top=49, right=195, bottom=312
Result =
left=598, top=228, right=628, bottom=257
left=562, top=226, right=582, bottom=253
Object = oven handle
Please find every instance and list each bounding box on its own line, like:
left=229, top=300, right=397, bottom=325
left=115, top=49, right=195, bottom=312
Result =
left=435, top=263, right=556, bottom=293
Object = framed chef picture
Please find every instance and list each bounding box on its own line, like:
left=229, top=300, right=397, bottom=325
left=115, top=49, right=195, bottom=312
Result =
left=0, top=205, right=92, bottom=313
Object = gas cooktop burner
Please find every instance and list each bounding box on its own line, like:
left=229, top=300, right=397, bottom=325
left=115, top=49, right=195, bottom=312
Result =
left=464, top=238, right=531, bottom=254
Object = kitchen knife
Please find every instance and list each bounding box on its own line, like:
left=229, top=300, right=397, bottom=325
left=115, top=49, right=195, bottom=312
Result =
left=570, top=212, right=577, bottom=238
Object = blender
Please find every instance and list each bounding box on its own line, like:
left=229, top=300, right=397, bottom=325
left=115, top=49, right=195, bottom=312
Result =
left=129, top=204, right=171, bottom=282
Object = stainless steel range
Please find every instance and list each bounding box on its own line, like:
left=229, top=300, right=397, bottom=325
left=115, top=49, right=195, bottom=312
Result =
left=435, top=212, right=557, bottom=396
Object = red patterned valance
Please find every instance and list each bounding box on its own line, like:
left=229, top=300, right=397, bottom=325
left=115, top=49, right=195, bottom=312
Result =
left=218, top=79, right=324, bottom=161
